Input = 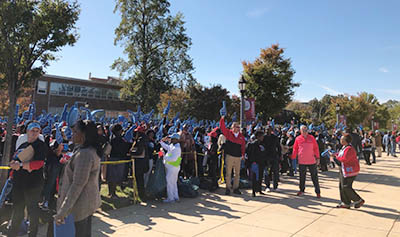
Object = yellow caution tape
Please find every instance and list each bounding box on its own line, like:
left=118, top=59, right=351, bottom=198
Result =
left=1, top=151, right=209, bottom=168
left=218, top=150, right=225, bottom=184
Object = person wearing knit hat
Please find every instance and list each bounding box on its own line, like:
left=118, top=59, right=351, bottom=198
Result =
left=207, top=128, right=221, bottom=191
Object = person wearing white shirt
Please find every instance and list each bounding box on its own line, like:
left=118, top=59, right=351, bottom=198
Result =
left=160, top=133, right=182, bottom=203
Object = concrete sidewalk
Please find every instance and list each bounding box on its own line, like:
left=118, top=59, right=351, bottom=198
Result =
left=92, top=153, right=400, bottom=237
left=28, top=153, right=399, bottom=237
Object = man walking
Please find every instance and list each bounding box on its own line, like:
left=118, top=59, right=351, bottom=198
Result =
left=291, top=125, right=321, bottom=198
left=219, top=116, right=246, bottom=195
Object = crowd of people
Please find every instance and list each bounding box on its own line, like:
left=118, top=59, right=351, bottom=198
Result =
left=0, top=103, right=399, bottom=236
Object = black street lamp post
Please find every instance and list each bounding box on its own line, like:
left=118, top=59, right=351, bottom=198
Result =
left=238, top=75, right=247, bottom=129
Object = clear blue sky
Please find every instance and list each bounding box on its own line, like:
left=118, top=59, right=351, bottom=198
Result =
left=46, top=0, right=400, bottom=103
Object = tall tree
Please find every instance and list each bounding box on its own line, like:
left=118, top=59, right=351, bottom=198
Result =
left=286, top=101, right=313, bottom=124
left=242, top=44, right=299, bottom=120
left=0, top=0, right=79, bottom=183
left=157, top=88, right=190, bottom=119
left=113, top=0, right=194, bottom=112
left=186, top=84, right=234, bottom=121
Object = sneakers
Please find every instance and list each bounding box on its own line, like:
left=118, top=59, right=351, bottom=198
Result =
left=266, top=188, right=271, bottom=192
left=233, top=189, right=242, bottom=195
left=354, top=199, right=365, bottom=208
left=225, top=189, right=231, bottom=195
left=336, top=202, right=350, bottom=209
left=316, top=193, right=321, bottom=198
left=296, top=191, right=304, bottom=196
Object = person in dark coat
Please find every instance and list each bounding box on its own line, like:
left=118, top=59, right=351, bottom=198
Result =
left=246, top=130, right=266, bottom=197
left=130, top=126, right=150, bottom=200
left=263, top=126, right=281, bottom=191
left=207, top=128, right=221, bottom=191
left=106, top=124, right=130, bottom=198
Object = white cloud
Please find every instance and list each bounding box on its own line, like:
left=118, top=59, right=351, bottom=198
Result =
left=319, top=85, right=342, bottom=95
left=377, top=89, right=400, bottom=95
left=246, top=8, right=269, bottom=18
left=379, top=67, right=389, bottom=73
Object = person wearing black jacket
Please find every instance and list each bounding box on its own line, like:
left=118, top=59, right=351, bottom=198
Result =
left=246, top=131, right=266, bottom=197
left=346, top=128, right=362, bottom=159
left=263, top=126, right=282, bottom=191
left=207, top=128, right=221, bottom=191
left=8, top=122, right=46, bottom=237
left=107, top=124, right=130, bottom=198
left=286, top=132, right=296, bottom=176
left=130, top=126, right=150, bottom=200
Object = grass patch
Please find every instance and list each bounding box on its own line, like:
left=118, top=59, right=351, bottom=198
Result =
left=100, top=183, right=135, bottom=211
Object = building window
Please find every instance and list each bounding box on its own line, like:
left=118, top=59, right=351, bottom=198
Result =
left=49, top=81, right=121, bottom=101
left=37, top=81, right=48, bottom=94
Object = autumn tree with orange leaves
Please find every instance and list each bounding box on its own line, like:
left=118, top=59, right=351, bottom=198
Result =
left=242, top=44, right=299, bottom=121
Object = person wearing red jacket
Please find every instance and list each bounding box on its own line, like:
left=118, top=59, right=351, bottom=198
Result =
left=332, top=134, right=364, bottom=209
left=291, top=125, right=321, bottom=197
left=219, top=116, right=246, bottom=195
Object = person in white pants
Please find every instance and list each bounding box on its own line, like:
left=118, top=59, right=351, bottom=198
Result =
left=160, top=133, right=182, bottom=203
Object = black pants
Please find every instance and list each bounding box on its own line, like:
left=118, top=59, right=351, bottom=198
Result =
left=74, top=215, right=92, bottom=237
left=371, top=148, right=376, bottom=163
left=8, top=185, right=42, bottom=237
left=299, top=164, right=320, bottom=194
left=339, top=170, right=362, bottom=205
left=252, top=162, right=265, bottom=193
left=363, top=151, right=371, bottom=164
left=320, top=156, right=329, bottom=171
left=280, top=154, right=292, bottom=174
left=208, top=156, right=219, bottom=186
left=265, top=159, right=279, bottom=189
left=43, top=163, right=62, bottom=202
left=135, top=171, right=145, bottom=199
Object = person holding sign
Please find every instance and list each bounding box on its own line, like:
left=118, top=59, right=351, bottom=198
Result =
left=8, top=121, right=46, bottom=237
left=219, top=101, right=246, bottom=195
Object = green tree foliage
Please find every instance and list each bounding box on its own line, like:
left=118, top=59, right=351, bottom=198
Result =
left=242, top=44, right=299, bottom=121
left=285, top=101, right=312, bottom=124
left=157, top=88, right=190, bottom=119
left=0, top=0, right=79, bottom=181
left=382, top=100, right=400, bottom=129
left=321, top=93, right=389, bottom=130
left=308, top=95, right=333, bottom=124
left=157, top=84, right=237, bottom=121
left=113, top=0, right=194, bottom=112
left=186, top=84, right=235, bottom=121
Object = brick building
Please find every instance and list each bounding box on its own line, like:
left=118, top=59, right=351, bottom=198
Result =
left=33, top=74, right=135, bottom=118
